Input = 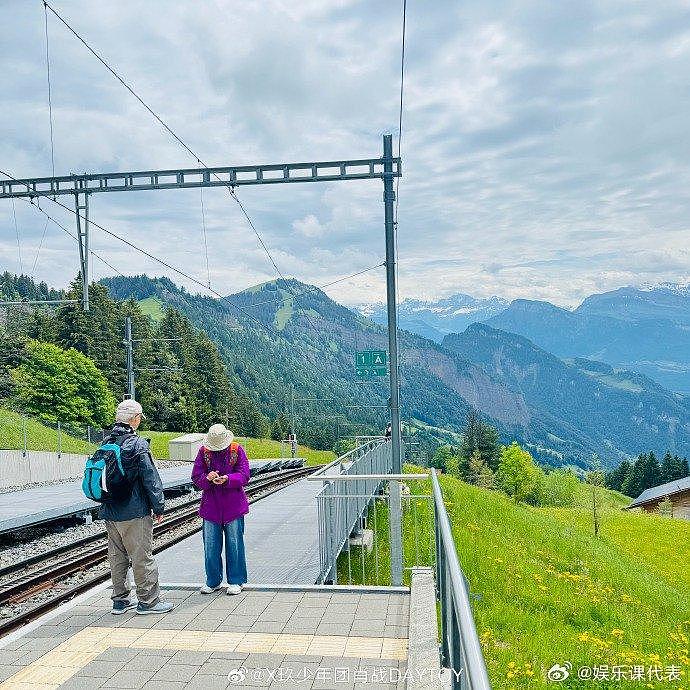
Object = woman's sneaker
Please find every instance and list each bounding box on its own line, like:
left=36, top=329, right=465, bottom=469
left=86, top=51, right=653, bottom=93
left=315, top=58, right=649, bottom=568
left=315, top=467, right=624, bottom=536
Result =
left=199, top=584, right=222, bottom=594
left=136, top=601, right=174, bottom=615
left=111, top=600, right=137, bottom=615
left=226, top=584, right=242, bottom=596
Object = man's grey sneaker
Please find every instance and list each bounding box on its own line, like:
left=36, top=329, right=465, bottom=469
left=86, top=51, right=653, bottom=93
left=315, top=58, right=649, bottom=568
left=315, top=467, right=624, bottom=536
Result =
left=200, top=584, right=222, bottom=594
left=136, top=601, right=174, bottom=615
left=111, top=600, right=137, bottom=615
left=226, top=584, right=242, bottom=596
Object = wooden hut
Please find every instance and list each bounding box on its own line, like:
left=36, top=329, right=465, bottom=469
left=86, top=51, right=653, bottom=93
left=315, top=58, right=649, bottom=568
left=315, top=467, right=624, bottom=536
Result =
left=626, top=476, right=690, bottom=519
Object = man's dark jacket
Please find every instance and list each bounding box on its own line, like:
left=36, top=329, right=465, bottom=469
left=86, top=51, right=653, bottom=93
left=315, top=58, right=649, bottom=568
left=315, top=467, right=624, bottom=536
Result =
left=98, top=423, right=165, bottom=521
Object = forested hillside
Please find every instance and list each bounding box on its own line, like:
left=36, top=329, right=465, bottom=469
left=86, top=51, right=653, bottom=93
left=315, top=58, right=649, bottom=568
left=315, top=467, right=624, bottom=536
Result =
left=0, top=276, right=267, bottom=437
left=100, top=274, right=690, bottom=469
left=444, top=324, right=690, bottom=465
left=4, top=271, right=690, bottom=468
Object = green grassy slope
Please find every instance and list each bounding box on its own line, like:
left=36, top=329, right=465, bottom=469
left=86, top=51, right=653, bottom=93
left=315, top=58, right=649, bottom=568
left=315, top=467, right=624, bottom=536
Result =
left=340, top=470, right=688, bottom=688
left=0, top=408, right=95, bottom=454
left=0, top=411, right=334, bottom=466
left=138, top=296, right=164, bottom=321
left=441, top=475, right=689, bottom=689
left=147, top=430, right=334, bottom=465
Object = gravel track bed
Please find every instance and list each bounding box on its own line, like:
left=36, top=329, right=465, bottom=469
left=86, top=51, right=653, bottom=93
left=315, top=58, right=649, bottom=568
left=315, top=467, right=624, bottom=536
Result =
left=0, top=511, right=203, bottom=620
left=0, top=491, right=200, bottom=567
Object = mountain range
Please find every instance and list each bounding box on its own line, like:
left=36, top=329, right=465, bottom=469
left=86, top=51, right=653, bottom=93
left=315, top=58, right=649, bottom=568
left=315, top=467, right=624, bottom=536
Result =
left=361, top=284, right=690, bottom=394
left=97, top=275, right=690, bottom=470
left=361, top=294, right=508, bottom=341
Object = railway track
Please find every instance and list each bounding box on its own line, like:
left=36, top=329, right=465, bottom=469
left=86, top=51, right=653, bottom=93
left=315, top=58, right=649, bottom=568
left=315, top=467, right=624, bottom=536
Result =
left=0, top=464, right=317, bottom=635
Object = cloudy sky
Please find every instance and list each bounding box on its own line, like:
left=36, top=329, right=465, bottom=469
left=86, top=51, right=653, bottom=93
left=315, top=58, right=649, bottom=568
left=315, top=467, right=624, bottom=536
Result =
left=2, top=0, right=690, bottom=308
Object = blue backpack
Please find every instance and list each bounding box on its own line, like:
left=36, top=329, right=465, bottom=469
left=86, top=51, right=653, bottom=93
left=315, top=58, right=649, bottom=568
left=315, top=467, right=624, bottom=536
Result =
left=82, top=434, right=135, bottom=503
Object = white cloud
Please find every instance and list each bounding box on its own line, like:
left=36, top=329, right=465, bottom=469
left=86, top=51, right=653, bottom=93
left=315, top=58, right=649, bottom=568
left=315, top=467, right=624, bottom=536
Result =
left=2, top=0, right=690, bottom=307
left=292, top=214, right=324, bottom=238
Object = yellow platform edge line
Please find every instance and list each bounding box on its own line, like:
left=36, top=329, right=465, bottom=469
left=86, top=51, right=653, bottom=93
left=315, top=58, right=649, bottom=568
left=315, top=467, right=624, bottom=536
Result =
left=0, top=626, right=408, bottom=689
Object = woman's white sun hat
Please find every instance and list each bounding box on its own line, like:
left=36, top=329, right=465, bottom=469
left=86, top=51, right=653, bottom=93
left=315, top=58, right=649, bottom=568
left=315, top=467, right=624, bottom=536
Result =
left=204, top=423, right=234, bottom=452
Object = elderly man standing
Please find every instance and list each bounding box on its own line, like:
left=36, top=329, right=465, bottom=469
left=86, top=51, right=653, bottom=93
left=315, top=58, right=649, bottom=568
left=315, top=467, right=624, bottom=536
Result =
left=100, top=399, right=173, bottom=615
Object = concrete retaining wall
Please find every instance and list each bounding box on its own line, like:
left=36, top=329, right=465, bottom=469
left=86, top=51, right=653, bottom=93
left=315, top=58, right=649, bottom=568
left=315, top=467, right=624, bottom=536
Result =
left=0, top=450, right=85, bottom=488
left=407, top=567, right=442, bottom=689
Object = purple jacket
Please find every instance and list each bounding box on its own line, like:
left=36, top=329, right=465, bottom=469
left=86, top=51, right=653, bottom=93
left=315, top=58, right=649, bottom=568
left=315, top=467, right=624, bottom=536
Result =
left=191, top=444, right=250, bottom=524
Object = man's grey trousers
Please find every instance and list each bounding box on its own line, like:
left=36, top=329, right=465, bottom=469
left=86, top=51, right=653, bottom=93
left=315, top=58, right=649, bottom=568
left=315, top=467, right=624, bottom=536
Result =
left=105, top=516, right=160, bottom=606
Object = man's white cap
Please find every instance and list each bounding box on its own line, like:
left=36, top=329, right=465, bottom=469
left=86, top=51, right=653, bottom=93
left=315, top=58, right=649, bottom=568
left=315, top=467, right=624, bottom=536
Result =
left=115, top=399, right=146, bottom=423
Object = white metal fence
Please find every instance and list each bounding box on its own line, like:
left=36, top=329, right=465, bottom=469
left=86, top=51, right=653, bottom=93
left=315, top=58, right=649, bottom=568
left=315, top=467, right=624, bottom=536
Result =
left=314, top=441, right=392, bottom=583
left=312, top=452, right=491, bottom=689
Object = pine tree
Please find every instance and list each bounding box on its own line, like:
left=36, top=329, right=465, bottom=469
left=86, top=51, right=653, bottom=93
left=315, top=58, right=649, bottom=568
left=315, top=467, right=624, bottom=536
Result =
left=460, top=409, right=501, bottom=474
left=621, top=453, right=647, bottom=498
left=642, top=451, right=662, bottom=490
left=271, top=413, right=289, bottom=441
left=605, top=459, right=631, bottom=492
left=661, top=451, right=689, bottom=482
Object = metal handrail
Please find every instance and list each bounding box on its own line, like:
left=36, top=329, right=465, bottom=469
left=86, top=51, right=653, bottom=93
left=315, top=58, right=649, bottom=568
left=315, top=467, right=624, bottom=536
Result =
left=431, top=470, right=491, bottom=690
left=316, top=441, right=392, bottom=583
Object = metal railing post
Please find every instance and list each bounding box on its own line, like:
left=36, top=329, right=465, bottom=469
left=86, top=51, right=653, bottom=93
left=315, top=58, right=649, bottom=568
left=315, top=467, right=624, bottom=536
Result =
left=22, top=416, right=27, bottom=458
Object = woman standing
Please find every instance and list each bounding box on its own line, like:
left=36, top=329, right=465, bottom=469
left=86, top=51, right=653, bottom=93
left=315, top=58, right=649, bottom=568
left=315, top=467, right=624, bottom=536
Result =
left=192, top=424, right=250, bottom=595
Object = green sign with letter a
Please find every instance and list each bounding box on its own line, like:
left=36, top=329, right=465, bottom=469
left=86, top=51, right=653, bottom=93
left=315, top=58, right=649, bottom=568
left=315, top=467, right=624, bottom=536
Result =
left=355, top=350, right=387, bottom=378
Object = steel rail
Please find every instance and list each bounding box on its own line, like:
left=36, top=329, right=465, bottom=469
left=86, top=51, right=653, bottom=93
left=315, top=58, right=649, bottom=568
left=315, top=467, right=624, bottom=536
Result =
left=0, top=466, right=308, bottom=580
left=0, top=465, right=316, bottom=633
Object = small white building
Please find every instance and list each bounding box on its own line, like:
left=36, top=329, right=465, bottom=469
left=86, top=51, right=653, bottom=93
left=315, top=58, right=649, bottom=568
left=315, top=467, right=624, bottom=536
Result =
left=168, top=433, right=205, bottom=462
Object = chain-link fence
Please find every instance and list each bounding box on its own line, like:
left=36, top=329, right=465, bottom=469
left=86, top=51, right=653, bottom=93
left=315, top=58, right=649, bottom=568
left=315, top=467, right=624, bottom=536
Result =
left=0, top=405, right=105, bottom=456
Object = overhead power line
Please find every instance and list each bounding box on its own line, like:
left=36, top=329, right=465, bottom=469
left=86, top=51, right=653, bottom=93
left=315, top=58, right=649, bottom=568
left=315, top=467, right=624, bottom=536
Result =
left=42, top=0, right=302, bottom=316
left=28, top=198, right=124, bottom=277
left=43, top=1, right=56, bottom=178
left=0, top=167, right=281, bottom=335
left=199, top=187, right=211, bottom=289
left=11, top=198, right=23, bottom=274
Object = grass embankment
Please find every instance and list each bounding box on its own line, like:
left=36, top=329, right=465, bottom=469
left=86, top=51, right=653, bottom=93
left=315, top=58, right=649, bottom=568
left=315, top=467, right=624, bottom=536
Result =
left=341, top=469, right=689, bottom=689
left=0, top=410, right=334, bottom=466
left=148, top=431, right=334, bottom=466
left=0, top=407, right=95, bottom=454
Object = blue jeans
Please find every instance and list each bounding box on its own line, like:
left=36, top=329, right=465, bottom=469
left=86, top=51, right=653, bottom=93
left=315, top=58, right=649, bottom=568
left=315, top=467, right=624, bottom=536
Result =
left=202, top=517, right=247, bottom=587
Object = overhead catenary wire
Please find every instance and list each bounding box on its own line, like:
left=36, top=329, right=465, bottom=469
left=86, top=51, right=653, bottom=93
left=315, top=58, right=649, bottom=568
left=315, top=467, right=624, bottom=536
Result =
left=42, top=0, right=308, bottom=322
left=43, top=1, right=56, bottom=179
left=0, top=167, right=280, bottom=336
left=11, top=198, right=23, bottom=275
left=28, top=197, right=125, bottom=277
left=0, top=194, right=123, bottom=308
left=31, top=217, right=50, bottom=274
left=4, top=169, right=382, bottom=344
left=199, top=187, right=211, bottom=289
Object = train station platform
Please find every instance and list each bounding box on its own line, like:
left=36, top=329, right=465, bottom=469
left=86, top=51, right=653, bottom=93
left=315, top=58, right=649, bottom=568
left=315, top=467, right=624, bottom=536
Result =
left=0, top=584, right=410, bottom=689
left=0, top=463, right=271, bottom=534
left=156, top=463, right=342, bottom=585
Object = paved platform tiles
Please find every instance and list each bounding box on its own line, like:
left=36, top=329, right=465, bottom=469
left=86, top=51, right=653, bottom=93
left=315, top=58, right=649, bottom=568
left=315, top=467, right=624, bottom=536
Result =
left=0, top=587, right=410, bottom=689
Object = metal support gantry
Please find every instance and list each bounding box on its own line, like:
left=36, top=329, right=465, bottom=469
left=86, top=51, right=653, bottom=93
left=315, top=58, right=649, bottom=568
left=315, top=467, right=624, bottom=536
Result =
left=74, top=192, right=89, bottom=311
left=0, top=157, right=401, bottom=198
left=1, top=137, right=406, bottom=583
